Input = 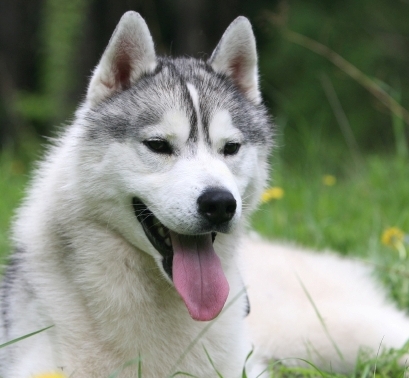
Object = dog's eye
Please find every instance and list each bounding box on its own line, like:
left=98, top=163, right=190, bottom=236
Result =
left=144, top=139, right=172, bottom=154
left=223, top=142, right=241, bottom=156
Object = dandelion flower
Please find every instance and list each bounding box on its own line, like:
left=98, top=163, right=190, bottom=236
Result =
left=322, top=175, right=336, bottom=186
left=261, top=187, right=284, bottom=203
left=32, top=372, right=67, bottom=378
left=381, top=227, right=404, bottom=247
left=382, top=227, right=407, bottom=260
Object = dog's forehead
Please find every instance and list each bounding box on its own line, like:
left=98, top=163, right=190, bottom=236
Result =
left=85, top=57, right=271, bottom=146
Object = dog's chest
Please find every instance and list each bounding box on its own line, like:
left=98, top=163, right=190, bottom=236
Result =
left=67, top=246, right=248, bottom=377
left=65, top=311, right=247, bottom=378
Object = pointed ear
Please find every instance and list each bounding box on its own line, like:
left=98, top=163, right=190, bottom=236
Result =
left=209, top=16, right=261, bottom=104
left=86, top=11, right=156, bottom=107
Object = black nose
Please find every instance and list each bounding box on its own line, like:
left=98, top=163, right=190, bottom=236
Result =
left=197, top=188, right=237, bottom=225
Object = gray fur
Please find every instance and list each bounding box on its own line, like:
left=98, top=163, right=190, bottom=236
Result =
left=85, top=57, right=272, bottom=149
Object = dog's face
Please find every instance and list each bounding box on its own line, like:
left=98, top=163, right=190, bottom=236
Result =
left=76, top=12, right=272, bottom=321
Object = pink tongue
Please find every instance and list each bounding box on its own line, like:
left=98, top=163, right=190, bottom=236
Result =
left=170, top=232, right=230, bottom=321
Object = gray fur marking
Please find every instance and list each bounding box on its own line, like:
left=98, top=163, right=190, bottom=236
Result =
left=85, top=57, right=272, bottom=150
left=0, top=248, right=25, bottom=338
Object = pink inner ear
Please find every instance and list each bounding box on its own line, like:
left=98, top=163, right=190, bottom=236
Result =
left=114, top=52, right=132, bottom=90
left=229, top=55, right=251, bottom=96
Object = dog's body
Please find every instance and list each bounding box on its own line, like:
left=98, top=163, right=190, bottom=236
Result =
left=1, top=12, right=409, bottom=378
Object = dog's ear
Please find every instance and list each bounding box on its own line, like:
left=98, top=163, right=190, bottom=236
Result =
left=209, top=17, right=261, bottom=104
left=86, top=11, right=156, bottom=107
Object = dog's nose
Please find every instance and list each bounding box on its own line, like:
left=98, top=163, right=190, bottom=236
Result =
left=197, top=188, right=237, bottom=225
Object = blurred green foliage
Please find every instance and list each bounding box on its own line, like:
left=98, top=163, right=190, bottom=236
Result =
left=258, top=0, right=409, bottom=161
left=14, top=0, right=91, bottom=127
left=3, top=0, right=408, bottom=155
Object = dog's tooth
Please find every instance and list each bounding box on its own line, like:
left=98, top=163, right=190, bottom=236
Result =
left=164, top=238, right=171, bottom=247
left=158, top=227, right=166, bottom=238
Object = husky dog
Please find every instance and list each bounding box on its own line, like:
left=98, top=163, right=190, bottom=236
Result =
left=1, top=11, right=409, bottom=378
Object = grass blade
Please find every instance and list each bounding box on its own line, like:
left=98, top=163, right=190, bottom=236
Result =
left=170, top=373, right=198, bottom=377
left=167, top=287, right=247, bottom=376
left=242, top=348, right=254, bottom=378
left=203, top=346, right=224, bottom=378
left=281, top=27, right=409, bottom=127
left=0, top=325, right=53, bottom=349
left=108, top=356, right=142, bottom=378
left=296, top=274, right=345, bottom=363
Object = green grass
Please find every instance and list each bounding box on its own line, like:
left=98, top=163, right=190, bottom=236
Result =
left=0, top=136, right=42, bottom=259
left=254, top=154, right=409, bottom=257
left=263, top=344, right=409, bottom=377
left=0, top=154, right=34, bottom=259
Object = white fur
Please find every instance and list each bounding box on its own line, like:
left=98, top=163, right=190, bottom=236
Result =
left=208, top=110, right=243, bottom=149
left=242, top=235, right=409, bottom=374
left=3, top=124, right=251, bottom=377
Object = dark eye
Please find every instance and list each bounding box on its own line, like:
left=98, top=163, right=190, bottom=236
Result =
left=144, top=139, right=172, bottom=154
left=223, top=142, right=241, bottom=156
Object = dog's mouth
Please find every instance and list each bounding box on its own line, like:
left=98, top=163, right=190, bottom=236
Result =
left=132, top=197, right=174, bottom=275
left=132, top=198, right=229, bottom=321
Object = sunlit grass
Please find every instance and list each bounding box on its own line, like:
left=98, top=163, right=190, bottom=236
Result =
left=254, top=154, right=409, bottom=258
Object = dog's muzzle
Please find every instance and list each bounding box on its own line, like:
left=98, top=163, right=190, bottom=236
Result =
left=132, top=193, right=235, bottom=322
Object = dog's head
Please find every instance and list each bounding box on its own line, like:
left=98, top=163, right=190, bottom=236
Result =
left=77, top=12, right=272, bottom=321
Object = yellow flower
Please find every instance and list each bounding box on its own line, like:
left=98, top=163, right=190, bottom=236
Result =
left=382, top=227, right=407, bottom=259
left=261, top=187, right=284, bottom=203
left=32, top=372, right=67, bottom=378
left=322, top=175, right=336, bottom=186
left=381, top=227, right=405, bottom=248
